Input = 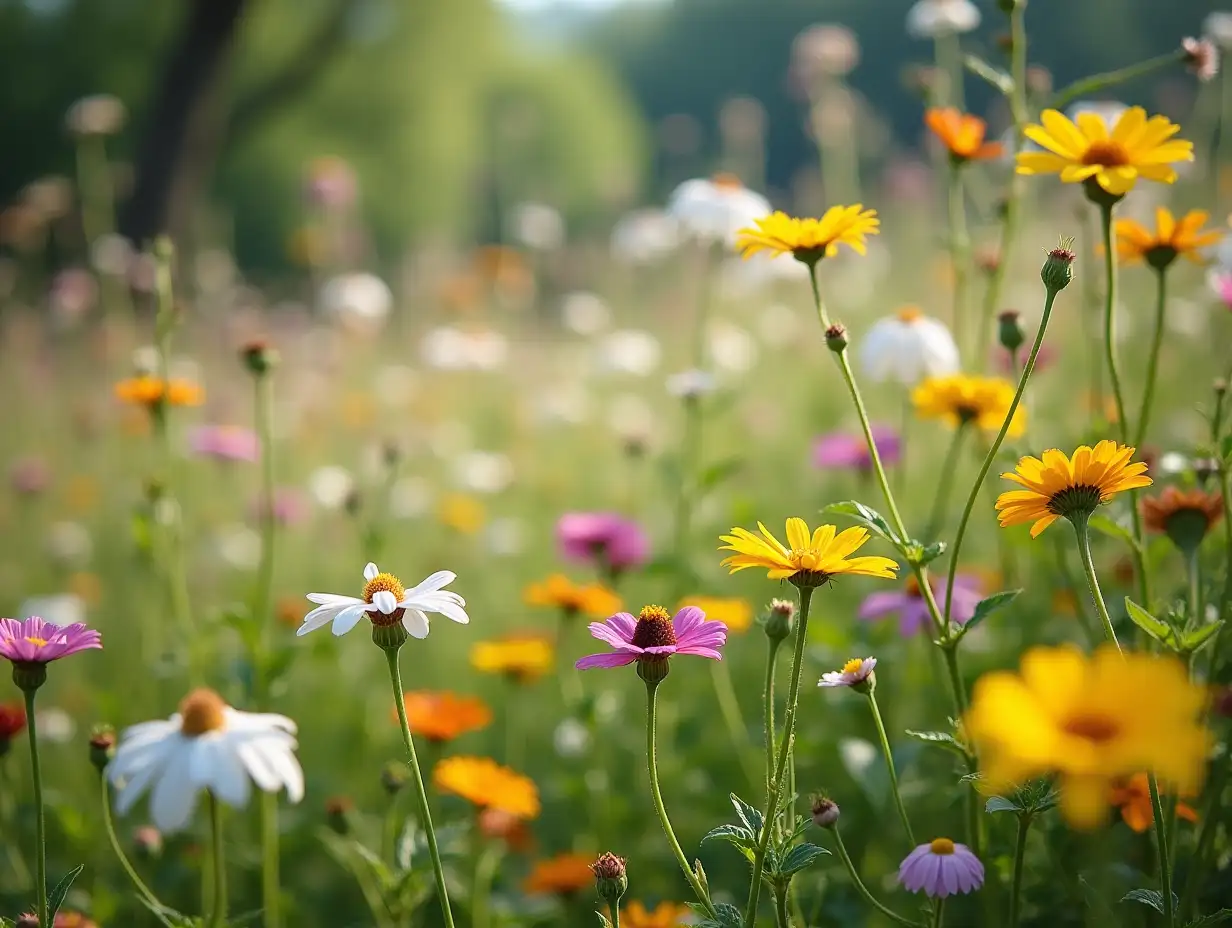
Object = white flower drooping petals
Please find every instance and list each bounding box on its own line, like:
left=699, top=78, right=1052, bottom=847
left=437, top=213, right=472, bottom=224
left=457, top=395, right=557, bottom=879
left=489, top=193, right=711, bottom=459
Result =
left=299, top=562, right=469, bottom=639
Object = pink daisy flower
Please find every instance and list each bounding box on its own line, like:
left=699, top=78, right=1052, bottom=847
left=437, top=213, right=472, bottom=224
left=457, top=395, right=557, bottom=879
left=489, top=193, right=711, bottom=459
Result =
left=818, top=656, right=876, bottom=688
left=557, top=512, right=650, bottom=574
left=190, top=425, right=259, bottom=463
left=1209, top=268, right=1232, bottom=310
left=813, top=425, right=900, bottom=472
left=575, top=605, right=727, bottom=671
left=858, top=573, right=983, bottom=636
left=0, top=616, right=102, bottom=664
left=898, top=838, right=984, bottom=898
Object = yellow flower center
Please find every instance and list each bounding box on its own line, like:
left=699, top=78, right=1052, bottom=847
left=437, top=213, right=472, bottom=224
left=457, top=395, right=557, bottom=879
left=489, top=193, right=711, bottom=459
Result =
left=179, top=688, right=227, bottom=737
left=631, top=605, right=677, bottom=649
left=362, top=572, right=407, bottom=627
left=930, top=837, right=956, bottom=855
left=1082, top=140, right=1130, bottom=167
left=841, top=658, right=864, bottom=674
left=896, top=306, right=923, bottom=323
left=1062, top=711, right=1120, bottom=744
left=711, top=172, right=743, bottom=191
left=24, top=637, right=48, bottom=647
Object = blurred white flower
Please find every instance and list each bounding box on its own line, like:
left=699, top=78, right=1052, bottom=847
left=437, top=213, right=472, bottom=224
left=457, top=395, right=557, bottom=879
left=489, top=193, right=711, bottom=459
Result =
left=599, top=330, right=662, bottom=376
left=611, top=208, right=681, bottom=264
left=65, top=94, right=126, bottom=136
left=131, top=344, right=161, bottom=375
left=838, top=737, right=878, bottom=777
left=722, top=252, right=808, bottom=294
left=906, top=0, right=980, bottom=38
left=561, top=291, right=611, bottom=336
left=19, top=594, right=85, bottom=629
left=1205, top=11, right=1232, bottom=49
left=467, top=329, right=508, bottom=371
left=533, top=384, right=590, bottom=425
left=454, top=451, right=514, bottom=494
left=46, top=521, right=92, bottom=566
left=553, top=718, right=591, bottom=757
left=594, top=689, right=623, bottom=724
left=421, top=326, right=507, bottom=371
left=319, top=273, right=393, bottom=327
left=35, top=707, right=76, bottom=744
left=217, top=524, right=262, bottom=571
left=667, top=369, right=718, bottom=400
left=372, top=364, right=418, bottom=408
left=792, top=23, right=861, bottom=81
left=90, top=234, right=132, bottom=278
left=757, top=303, right=802, bottom=348
left=859, top=308, right=959, bottom=385
left=709, top=322, right=758, bottom=374
left=485, top=517, right=525, bottom=557
left=509, top=202, right=565, bottom=251
left=1065, top=100, right=1129, bottom=128
left=390, top=477, right=433, bottom=519
left=666, top=176, right=771, bottom=246
left=1158, top=452, right=1191, bottom=475
left=308, top=466, right=355, bottom=511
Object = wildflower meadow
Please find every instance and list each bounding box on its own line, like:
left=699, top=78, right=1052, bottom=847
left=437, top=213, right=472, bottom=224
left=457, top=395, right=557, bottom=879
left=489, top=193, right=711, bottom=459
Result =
left=3, top=1, right=1232, bottom=926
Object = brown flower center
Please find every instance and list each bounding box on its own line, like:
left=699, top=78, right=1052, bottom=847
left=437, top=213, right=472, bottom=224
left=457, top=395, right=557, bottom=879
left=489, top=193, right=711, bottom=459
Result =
left=1082, top=140, right=1130, bottom=167
left=1062, top=712, right=1120, bottom=744
left=631, top=605, right=677, bottom=648
left=179, top=688, right=227, bottom=736
left=711, top=172, right=743, bottom=191
left=362, top=572, right=407, bottom=627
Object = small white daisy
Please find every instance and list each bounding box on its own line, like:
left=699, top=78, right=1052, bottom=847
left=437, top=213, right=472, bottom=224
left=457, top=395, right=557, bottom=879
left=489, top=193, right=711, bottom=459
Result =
left=859, top=307, right=959, bottom=386
left=819, top=656, right=877, bottom=688
left=108, top=689, right=303, bottom=833
left=300, top=562, right=469, bottom=639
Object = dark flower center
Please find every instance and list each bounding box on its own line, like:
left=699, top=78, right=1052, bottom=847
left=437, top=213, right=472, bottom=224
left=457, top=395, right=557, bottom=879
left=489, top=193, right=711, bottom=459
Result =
left=631, top=605, right=677, bottom=648
left=1062, top=712, right=1120, bottom=744
left=1046, top=484, right=1103, bottom=518
left=1082, top=140, right=1129, bottom=167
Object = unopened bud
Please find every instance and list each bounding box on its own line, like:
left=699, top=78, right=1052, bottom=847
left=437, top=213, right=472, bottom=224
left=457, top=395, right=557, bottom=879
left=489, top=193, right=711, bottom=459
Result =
left=16, top=913, right=39, bottom=928
left=997, top=310, right=1025, bottom=354
left=591, top=852, right=628, bottom=905
left=1215, top=378, right=1228, bottom=397
left=975, top=247, right=1000, bottom=275
left=1183, top=37, right=1219, bottom=82
left=1041, top=238, right=1076, bottom=292
left=763, top=599, right=795, bottom=642
left=381, top=761, right=410, bottom=795
left=89, top=724, right=116, bottom=772
left=240, top=339, right=279, bottom=377
left=825, top=323, right=848, bottom=353
left=325, top=796, right=355, bottom=835
left=637, top=656, right=671, bottom=686
left=810, top=795, right=840, bottom=829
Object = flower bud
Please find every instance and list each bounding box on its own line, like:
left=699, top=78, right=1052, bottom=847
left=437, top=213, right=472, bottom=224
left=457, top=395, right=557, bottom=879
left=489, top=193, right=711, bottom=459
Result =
left=1215, top=378, right=1228, bottom=398
left=810, top=795, right=840, bottom=829
left=134, top=825, right=163, bottom=860
left=240, top=339, right=279, bottom=377
left=997, top=310, right=1025, bottom=354
left=1183, top=37, right=1219, bottom=81
left=763, top=599, right=795, bottom=643
left=1041, top=239, right=1076, bottom=293
left=975, top=247, right=1000, bottom=275
left=381, top=761, right=410, bottom=796
left=89, top=724, right=116, bottom=773
left=825, top=323, right=849, bottom=353
left=325, top=796, right=355, bottom=836
left=16, top=912, right=39, bottom=928
left=591, top=852, right=628, bottom=906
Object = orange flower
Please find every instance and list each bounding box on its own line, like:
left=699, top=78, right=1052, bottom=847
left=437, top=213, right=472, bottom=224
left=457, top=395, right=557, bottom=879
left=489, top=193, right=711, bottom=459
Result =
left=478, top=807, right=534, bottom=852
left=524, top=574, right=622, bottom=618
left=620, top=901, right=694, bottom=928
left=524, top=852, right=597, bottom=895
left=925, top=108, right=1002, bottom=162
left=114, top=375, right=204, bottom=408
left=397, top=691, right=492, bottom=743
left=1109, top=772, right=1198, bottom=833
left=433, top=756, right=540, bottom=819
left=1140, top=486, right=1223, bottom=548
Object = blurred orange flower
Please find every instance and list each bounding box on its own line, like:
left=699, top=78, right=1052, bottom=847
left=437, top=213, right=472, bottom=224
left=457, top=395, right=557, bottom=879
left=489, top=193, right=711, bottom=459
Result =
left=478, top=807, right=534, bottom=852
left=1109, top=772, right=1198, bottom=833
left=620, top=901, right=694, bottom=927
left=434, top=756, right=540, bottom=819
left=524, top=852, right=596, bottom=895
left=397, top=691, right=492, bottom=743
left=925, top=108, right=1002, bottom=162
left=114, top=376, right=204, bottom=409
left=524, top=574, right=622, bottom=618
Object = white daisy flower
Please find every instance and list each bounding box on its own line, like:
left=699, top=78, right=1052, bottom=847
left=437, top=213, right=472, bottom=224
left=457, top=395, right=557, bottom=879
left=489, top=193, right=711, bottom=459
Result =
left=905, top=0, right=980, bottom=38
left=859, top=307, right=959, bottom=386
left=299, top=562, right=469, bottom=639
left=819, top=656, right=877, bottom=688
left=666, top=175, right=772, bottom=246
left=666, top=369, right=718, bottom=400
left=108, top=688, right=303, bottom=834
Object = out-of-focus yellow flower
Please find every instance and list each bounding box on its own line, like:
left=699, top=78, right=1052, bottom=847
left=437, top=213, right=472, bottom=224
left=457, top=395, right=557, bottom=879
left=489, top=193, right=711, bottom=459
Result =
left=340, top=392, right=375, bottom=429
left=1115, top=207, right=1222, bottom=269
left=114, top=376, right=204, bottom=409
left=523, top=574, right=622, bottom=618
left=68, top=571, right=101, bottom=606
left=470, top=635, right=555, bottom=683
left=965, top=644, right=1208, bottom=829
left=65, top=475, right=99, bottom=515
left=433, top=756, right=540, bottom=819
left=735, top=207, right=879, bottom=263
left=912, top=374, right=1023, bottom=435
left=438, top=493, right=485, bottom=535
left=720, top=518, right=898, bottom=585
left=678, top=596, right=753, bottom=633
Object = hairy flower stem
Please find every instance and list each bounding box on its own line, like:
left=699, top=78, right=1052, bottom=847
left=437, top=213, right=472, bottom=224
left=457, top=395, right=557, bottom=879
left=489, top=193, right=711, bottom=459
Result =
left=744, top=587, right=813, bottom=926
left=645, top=681, right=718, bottom=919
left=763, top=638, right=782, bottom=832
left=208, top=792, right=227, bottom=928
left=926, top=423, right=968, bottom=539
left=1134, top=267, right=1169, bottom=449
left=831, top=827, right=925, bottom=927
left=1147, top=775, right=1176, bottom=928
left=1008, top=813, right=1032, bottom=927
left=23, top=690, right=48, bottom=928
left=866, top=691, right=916, bottom=850
left=387, top=648, right=457, bottom=928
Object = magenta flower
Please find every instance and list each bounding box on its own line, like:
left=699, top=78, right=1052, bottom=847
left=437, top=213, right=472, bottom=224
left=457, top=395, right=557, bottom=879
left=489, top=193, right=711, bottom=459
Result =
left=995, top=340, right=1056, bottom=375
left=250, top=488, right=307, bottom=526
left=1209, top=268, right=1232, bottom=309
left=818, top=656, right=876, bottom=688
left=9, top=456, right=50, bottom=495
left=898, top=838, right=984, bottom=898
left=813, top=425, right=900, bottom=471
left=190, top=425, right=259, bottom=463
left=557, top=512, right=650, bottom=574
left=576, top=605, right=726, bottom=670
left=857, top=573, right=983, bottom=636
left=0, top=616, right=101, bottom=665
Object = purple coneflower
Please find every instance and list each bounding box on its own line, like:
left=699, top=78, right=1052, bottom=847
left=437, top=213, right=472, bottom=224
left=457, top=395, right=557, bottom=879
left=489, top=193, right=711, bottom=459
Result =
left=557, top=512, right=649, bottom=574
left=818, top=656, right=876, bottom=688
left=812, top=425, right=900, bottom=471
left=575, top=605, right=727, bottom=673
left=190, top=425, right=259, bottom=463
left=898, top=838, right=984, bottom=898
left=857, top=573, right=983, bottom=636
left=0, top=616, right=102, bottom=665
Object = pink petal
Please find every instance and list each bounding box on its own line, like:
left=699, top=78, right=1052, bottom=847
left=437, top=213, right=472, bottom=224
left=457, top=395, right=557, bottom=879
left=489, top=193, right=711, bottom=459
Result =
left=676, top=619, right=727, bottom=650
left=677, top=645, right=723, bottom=660
left=575, top=652, right=638, bottom=670
left=858, top=592, right=907, bottom=621
left=587, top=614, right=636, bottom=648
left=640, top=645, right=678, bottom=655
left=672, top=606, right=706, bottom=637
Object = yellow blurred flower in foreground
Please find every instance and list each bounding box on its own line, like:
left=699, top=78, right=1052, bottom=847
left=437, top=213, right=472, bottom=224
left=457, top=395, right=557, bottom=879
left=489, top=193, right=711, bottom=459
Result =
left=523, top=852, right=596, bottom=895
left=1016, top=107, right=1193, bottom=197
left=114, top=376, right=204, bottom=409
left=995, top=441, right=1152, bottom=538
left=720, top=518, right=898, bottom=586
left=524, top=574, right=622, bottom=618
left=470, top=635, right=555, bottom=683
left=735, top=207, right=879, bottom=263
left=1115, top=206, right=1222, bottom=269
left=433, top=755, right=540, bottom=819
left=678, top=596, right=753, bottom=633
left=912, top=374, right=1023, bottom=435
left=965, top=644, right=1207, bottom=829
left=620, top=901, right=694, bottom=927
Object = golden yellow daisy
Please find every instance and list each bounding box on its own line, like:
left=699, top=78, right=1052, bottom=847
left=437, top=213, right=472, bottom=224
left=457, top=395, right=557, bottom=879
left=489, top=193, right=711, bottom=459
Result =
left=964, top=644, right=1208, bottom=829
left=911, top=374, right=1024, bottom=435
left=523, top=574, right=622, bottom=619
left=995, top=441, right=1153, bottom=538
left=1016, top=107, right=1193, bottom=198
left=735, top=207, right=879, bottom=263
left=470, top=635, right=555, bottom=683
left=1115, top=206, right=1222, bottom=270
left=678, top=596, right=754, bottom=633
left=719, top=518, right=898, bottom=587
left=433, top=755, right=540, bottom=819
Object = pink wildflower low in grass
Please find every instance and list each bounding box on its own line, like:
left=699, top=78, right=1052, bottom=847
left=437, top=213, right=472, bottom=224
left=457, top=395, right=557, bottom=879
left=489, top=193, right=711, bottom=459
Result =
left=190, top=425, right=259, bottom=462
left=0, top=615, right=102, bottom=664
left=819, top=656, right=876, bottom=688
left=812, top=425, right=900, bottom=472
left=898, top=838, right=984, bottom=898
left=1208, top=268, right=1232, bottom=309
left=557, top=512, right=650, bottom=574
left=857, top=573, right=983, bottom=636
left=575, top=605, right=727, bottom=670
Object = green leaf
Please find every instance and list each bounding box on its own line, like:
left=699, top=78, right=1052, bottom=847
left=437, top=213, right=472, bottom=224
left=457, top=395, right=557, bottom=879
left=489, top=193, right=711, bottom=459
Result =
left=702, top=823, right=754, bottom=847
left=48, top=864, right=85, bottom=920
left=984, top=796, right=1023, bottom=814
left=699, top=457, right=744, bottom=490
left=823, top=501, right=903, bottom=546
left=1124, top=598, right=1172, bottom=643
left=914, top=540, right=947, bottom=566
left=904, top=729, right=966, bottom=754
left=694, top=902, right=744, bottom=928
left=1221, top=433, right=1232, bottom=465
left=1181, top=621, right=1224, bottom=654
left=396, top=818, right=417, bottom=871
left=963, top=54, right=1014, bottom=94
left=1089, top=514, right=1138, bottom=548
left=1187, top=908, right=1232, bottom=927
left=136, top=897, right=197, bottom=928
left=776, top=843, right=830, bottom=877
left=1122, top=889, right=1179, bottom=914
left=959, top=590, right=1022, bottom=636
left=596, top=913, right=614, bottom=928
left=730, top=793, right=764, bottom=838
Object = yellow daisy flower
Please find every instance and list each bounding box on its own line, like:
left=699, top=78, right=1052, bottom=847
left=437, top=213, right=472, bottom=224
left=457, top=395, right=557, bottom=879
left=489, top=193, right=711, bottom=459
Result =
left=470, top=635, right=555, bottom=683
left=735, top=207, right=879, bottom=263
left=523, top=574, right=622, bottom=619
left=964, top=644, right=1208, bottom=829
left=1115, top=206, right=1222, bottom=270
left=433, top=755, right=540, bottom=819
left=1016, top=107, right=1193, bottom=198
left=912, top=374, right=1024, bottom=435
left=677, top=596, right=754, bottom=633
left=719, top=518, right=898, bottom=587
left=995, top=441, right=1152, bottom=538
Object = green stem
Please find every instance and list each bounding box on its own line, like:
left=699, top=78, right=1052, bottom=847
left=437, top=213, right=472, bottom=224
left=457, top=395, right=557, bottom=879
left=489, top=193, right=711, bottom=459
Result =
left=774, top=886, right=790, bottom=928
left=1008, top=814, right=1031, bottom=928
left=1050, top=51, right=1185, bottom=111
left=1186, top=551, right=1201, bottom=630
left=946, top=164, right=971, bottom=360
left=930, top=897, right=946, bottom=928
left=100, top=775, right=172, bottom=920
left=645, top=681, right=718, bottom=918
left=251, top=373, right=278, bottom=705
left=710, top=658, right=760, bottom=794
left=1072, top=516, right=1121, bottom=651
left=208, top=792, right=227, bottom=928
left=471, top=841, right=500, bottom=928
left=866, top=691, right=916, bottom=850
left=504, top=681, right=521, bottom=771
left=1147, top=774, right=1175, bottom=927
left=763, top=638, right=781, bottom=827
left=386, top=648, right=457, bottom=928
left=1053, top=535, right=1099, bottom=647
left=261, top=791, right=281, bottom=928
left=744, top=587, right=813, bottom=927
left=24, top=690, right=48, bottom=928
left=830, top=828, right=924, bottom=928
left=1134, top=267, right=1168, bottom=449
left=934, top=31, right=964, bottom=109
left=610, top=901, right=621, bottom=928
left=1211, top=459, right=1232, bottom=673
left=926, top=423, right=968, bottom=539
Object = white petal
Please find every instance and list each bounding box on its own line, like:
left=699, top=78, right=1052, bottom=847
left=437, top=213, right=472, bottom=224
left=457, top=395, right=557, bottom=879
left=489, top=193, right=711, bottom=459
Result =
left=331, top=603, right=369, bottom=636
left=264, top=743, right=305, bottom=803
left=305, top=593, right=362, bottom=607
left=372, top=590, right=398, bottom=614
left=297, top=604, right=347, bottom=637
left=403, top=570, right=457, bottom=598
left=112, top=738, right=176, bottom=811
left=193, top=737, right=251, bottom=810
left=402, top=609, right=431, bottom=639
left=233, top=737, right=282, bottom=792
left=109, top=735, right=174, bottom=780
left=119, top=718, right=179, bottom=745
left=364, top=562, right=380, bottom=581
left=149, top=741, right=200, bottom=833
left=224, top=708, right=297, bottom=736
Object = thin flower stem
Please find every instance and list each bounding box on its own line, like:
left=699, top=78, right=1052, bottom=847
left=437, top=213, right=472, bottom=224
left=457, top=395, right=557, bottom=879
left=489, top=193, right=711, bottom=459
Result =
left=1072, top=516, right=1121, bottom=652
left=471, top=839, right=501, bottom=928
left=1134, top=267, right=1169, bottom=449
left=505, top=680, right=521, bottom=772
left=100, top=774, right=174, bottom=920
left=1008, top=814, right=1031, bottom=928
left=1212, top=459, right=1232, bottom=672
left=926, top=424, right=968, bottom=539
left=644, top=681, right=718, bottom=919
left=710, top=658, right=760, bottom=794
left=208, top=792, right=227, bottom=928
left=774, top=886, right=790, bottom=928
left=830, top=828, right=925, bottom=928
left=933, top=31, right=964, bottom=109
left=1053, top=535, right=1099, bottom=647
left=610, top=903, right=621, bottom=928
left=1186, top=552, right=1202, bottom=631
left=763, top=638, right=781, bottom=827
left=1050, top=51, right=1185, bottom=111
left=261, top=791, right=281, bottom=928
left=744, top=587, right=814, bottom=926
left=1147, top=774, right=1175, bottom=928
left=930, top=897, right=946, bottom=928
left=945, top=165, right=971, bottom=359
left=387, top=648, right=458, bottom=928
left=24, top=690, right=48, bottom=928
left=866, top=691, right=916, bottom=850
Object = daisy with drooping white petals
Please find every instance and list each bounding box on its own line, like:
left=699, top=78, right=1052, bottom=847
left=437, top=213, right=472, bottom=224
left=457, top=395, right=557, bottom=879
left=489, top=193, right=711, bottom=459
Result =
left=300, top=562, right=469, bottom=639
left=108, top=689, right=303, bottom=833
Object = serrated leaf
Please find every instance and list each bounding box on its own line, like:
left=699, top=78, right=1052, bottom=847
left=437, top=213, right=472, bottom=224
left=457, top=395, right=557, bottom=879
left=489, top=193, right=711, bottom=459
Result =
left=1181, top=621, right=1224, bottom=654
left=823, top=501, right=903, bottom=546
left=48, top=864, right=85, bottom=920
left=1089, top=514, right=1137, bottom=547
left=137, top=896, right=197, bottom=928
left=1122, top=889, right=1179, bottom=914
left=702, top=823, right=754, bottom=847
left=985, top=796, right=1023, bottom=814
left=960, top=590, right=1022, bottom=636
left=730, top=793, right=764, bottom=838
left=904, top=729, right=964, bottom=753
left=700, top=457, right=743, bottom=490
left=1125, top=598, right=1171, bottom=643
left=1187, top=908, right=1232, bottom=926
left=776, top=843, right=830, bottom=877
